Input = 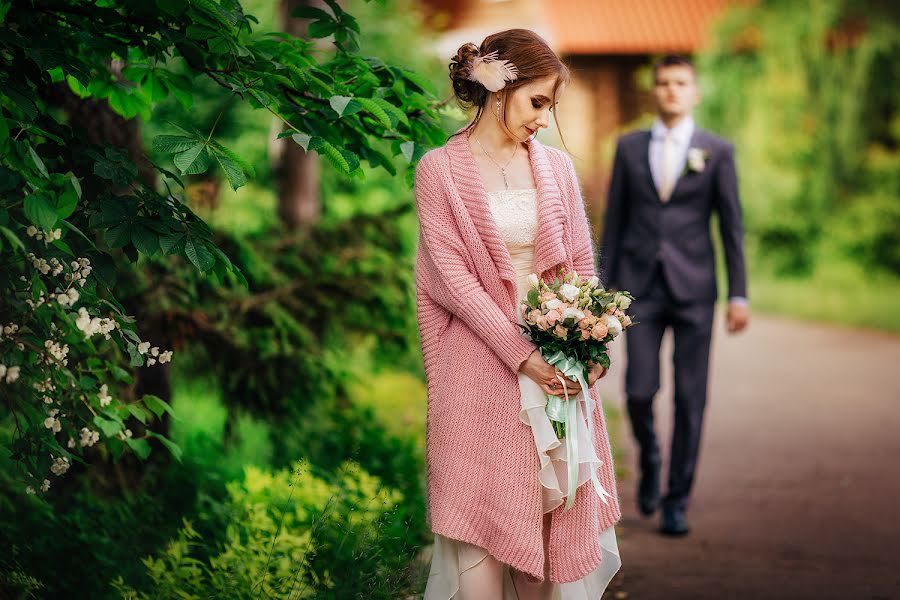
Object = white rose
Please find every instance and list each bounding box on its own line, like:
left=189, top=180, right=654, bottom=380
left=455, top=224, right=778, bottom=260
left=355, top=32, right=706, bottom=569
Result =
left=545, top=298, right=563, bottom=310
left=604, top=313, right=623, bottom=338
left=616, top=295, right=632, bottom=310
left=526, top=273, right=539, bottom=289
left=561, top=307, right=585, bottom=322
left=586, top=276, right=599, bottom=289
left=559, top=283, right=579, bottom=303
left=687, top=148, right=706, bottom=172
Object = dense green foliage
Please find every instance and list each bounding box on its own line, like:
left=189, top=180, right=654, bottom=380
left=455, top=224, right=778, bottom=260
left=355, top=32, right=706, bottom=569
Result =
left=698, top=0, right=899, bottom=278
left=1, top=0, right=441, bottom=596
left=0, top=0, right=440, bottom=494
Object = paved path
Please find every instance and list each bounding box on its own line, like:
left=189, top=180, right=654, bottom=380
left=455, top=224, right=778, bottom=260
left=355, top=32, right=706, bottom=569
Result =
left=596, top=314, right=900, bottom=600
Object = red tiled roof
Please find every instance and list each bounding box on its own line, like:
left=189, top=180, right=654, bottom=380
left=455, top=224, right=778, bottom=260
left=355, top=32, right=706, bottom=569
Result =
left=544, top=0, right=732, bottom=55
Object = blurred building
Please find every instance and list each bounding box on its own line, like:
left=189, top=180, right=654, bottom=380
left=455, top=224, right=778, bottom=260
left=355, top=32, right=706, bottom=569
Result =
left=419, top=0, right=731, bottom=227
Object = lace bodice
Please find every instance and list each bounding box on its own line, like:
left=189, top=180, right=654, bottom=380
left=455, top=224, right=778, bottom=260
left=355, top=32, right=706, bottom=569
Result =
left=486, top=188, right=538, bottom=247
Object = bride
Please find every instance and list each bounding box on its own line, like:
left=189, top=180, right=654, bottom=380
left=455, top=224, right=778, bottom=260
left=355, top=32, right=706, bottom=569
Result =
left=414, top=28, right=622, bottom=599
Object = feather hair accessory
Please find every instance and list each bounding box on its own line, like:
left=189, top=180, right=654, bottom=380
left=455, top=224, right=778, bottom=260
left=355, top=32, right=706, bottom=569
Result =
left=467, top=51, right=519, bottom=92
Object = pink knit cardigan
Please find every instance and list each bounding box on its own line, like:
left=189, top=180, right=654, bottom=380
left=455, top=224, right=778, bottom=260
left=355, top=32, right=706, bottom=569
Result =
left=414, top=132, right=622, bottom=583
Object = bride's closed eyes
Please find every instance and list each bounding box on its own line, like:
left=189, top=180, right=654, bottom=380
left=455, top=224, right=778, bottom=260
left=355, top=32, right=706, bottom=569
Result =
left=531, top=96, right=557, bottom=111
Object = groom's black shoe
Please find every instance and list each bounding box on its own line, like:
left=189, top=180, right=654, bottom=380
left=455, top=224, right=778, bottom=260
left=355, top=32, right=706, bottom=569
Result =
left=660, top=505, right=690, bottom=536
left=637, top=463, right=661, bottom=516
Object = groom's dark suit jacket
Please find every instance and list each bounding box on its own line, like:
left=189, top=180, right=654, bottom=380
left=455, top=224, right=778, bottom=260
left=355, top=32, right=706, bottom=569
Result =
left=599, top=128, right=747, bottom=303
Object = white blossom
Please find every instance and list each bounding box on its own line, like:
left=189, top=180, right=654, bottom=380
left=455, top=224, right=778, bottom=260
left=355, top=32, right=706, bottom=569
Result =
left=5, top=365, right=20, bottom=384
left=40, top=479, right=50, bottom=492
left=26, top=486, right=36, bottom=495
left=147, top=358, right=157, bottom=366
left=44, top=340, right=69, bottom=365
left=43, top=415, right=61, bottom=433
left=158, top=350, right=173, bottom=364
left=75, top=307, right=91, bottom=332
left=98, top=384, right=112, bottom=407
left=67, top=437, right=76, bottom=448
left=117, top=428, right=133, bottom=441
left=50, top=456, right=70, bottom=476
left=79, top=427, right=100, bottom=447
left=33, top=379, right=55, bottom=393
left=138, top=342, right=150, bottom=354
left=150, top=346, right=159, bottom=357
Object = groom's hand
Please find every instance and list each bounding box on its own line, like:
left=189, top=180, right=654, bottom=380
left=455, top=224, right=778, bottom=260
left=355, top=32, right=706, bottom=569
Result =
left=726, top=301, right=750, bottom=333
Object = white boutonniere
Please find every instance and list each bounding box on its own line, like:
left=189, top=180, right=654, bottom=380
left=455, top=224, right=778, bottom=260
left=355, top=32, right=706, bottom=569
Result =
left=685, top=147, right=709, bottom=174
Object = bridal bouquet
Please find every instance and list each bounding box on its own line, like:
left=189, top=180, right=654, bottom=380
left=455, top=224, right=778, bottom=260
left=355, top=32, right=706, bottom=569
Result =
left=520, top=269, right=635, bottom=439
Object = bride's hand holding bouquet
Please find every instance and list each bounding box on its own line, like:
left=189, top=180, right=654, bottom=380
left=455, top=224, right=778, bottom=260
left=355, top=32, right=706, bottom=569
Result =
left=519, top=269, right=635, bottom=440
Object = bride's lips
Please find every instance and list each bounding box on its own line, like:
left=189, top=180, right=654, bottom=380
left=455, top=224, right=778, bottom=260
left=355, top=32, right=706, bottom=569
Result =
left=524, top=126, right=536, bottom=136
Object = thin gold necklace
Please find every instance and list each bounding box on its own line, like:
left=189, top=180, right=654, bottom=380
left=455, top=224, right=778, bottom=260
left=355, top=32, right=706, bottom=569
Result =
left=475, top=137, right=517, bottom=190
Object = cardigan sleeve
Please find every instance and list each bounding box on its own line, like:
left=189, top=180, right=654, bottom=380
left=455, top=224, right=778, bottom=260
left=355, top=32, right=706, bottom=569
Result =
left=414, top=151, right=537, bottom=373
left=556, top=151, right=597, bottom=278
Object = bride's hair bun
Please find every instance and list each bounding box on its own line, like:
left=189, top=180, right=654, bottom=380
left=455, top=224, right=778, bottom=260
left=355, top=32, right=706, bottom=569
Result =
left=449, top=42, right=487, bottom=109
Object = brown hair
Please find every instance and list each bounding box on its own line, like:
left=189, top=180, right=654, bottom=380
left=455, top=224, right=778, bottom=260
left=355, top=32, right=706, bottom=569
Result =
left=652, top=54, right=696, bottom=83
left=448, top=29, right=570, bottom=140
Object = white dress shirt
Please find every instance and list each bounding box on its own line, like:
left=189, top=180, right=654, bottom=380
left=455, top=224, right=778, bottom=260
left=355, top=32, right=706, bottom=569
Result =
left=648, top=116, right=748, bottom=306
left=648, top=116, right=694, bottom=196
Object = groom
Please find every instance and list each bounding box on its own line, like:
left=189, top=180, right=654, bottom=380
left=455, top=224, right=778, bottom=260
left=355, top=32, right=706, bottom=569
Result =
left=599, top=55, right=749, bottom=536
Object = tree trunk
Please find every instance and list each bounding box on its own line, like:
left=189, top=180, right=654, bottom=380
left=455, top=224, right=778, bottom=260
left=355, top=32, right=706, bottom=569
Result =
left=276, top=0, right=322, bottom=229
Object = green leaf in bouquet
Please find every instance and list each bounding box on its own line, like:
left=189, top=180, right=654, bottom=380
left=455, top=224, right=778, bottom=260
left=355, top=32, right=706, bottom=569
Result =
left=527, top=289, right=539, bottom=308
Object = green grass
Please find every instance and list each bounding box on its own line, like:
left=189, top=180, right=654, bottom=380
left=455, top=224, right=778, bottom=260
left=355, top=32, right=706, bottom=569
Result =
left=746, top=259, right=900, bottom=333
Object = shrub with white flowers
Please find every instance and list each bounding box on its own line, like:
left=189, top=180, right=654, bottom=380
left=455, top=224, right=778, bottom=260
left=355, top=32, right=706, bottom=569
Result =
left=1, top=0, right=443, bottom=497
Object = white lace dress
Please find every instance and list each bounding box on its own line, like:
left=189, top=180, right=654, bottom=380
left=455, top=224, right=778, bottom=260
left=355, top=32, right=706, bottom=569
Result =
left=424, top=188, right=621, bottom=599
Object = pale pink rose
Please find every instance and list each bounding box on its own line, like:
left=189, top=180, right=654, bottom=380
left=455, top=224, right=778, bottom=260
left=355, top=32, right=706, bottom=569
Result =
left=536, top=316, right=549, bottom=331
left=580, top=328, right=591, bottom=340
left=621, top=315, right=633, bottom=327
left=521, top=304, right=530, bottom=317
left=553, top=324, right=568, bottom=339
left=578, top=317, right=592, bottom=329
left=540, top=291, right=556, bottom=302
left=614, top=308, right=625, bottom=318
left=591, top=322, right=609, bottom=340
left=545, top=310, right=561, bottom=326
left=528, top=309, right=542, bottom=323
left=583, top=310, right=593, bottom=318
left=606, top=304, right=617, bottom=315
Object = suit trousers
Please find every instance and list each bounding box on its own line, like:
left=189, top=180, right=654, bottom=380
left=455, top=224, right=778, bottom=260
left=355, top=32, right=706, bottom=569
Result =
left=624, top=263, right=714, bottom=511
